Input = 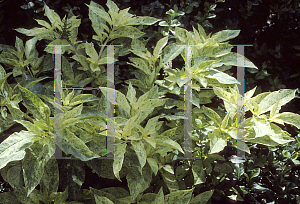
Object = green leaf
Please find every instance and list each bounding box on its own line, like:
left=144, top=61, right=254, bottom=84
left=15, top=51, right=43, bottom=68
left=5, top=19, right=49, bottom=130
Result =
left=221, top=113, right=230, bottom=129
left=113, top=142, right=127, bottom=182
left=144, top=116, right=160, bottom=135
left=219, top=52, right=258, bottom=69
left=41, top=159, right=59, bottom=194
left=161, top=169, right=179, bottom=193
left=124, top=16, right=160, bottom=26
left=272, top=112, right=300, bottom=129
left=101, top=88, right=131, bottom=117
left=106, top=0, right=119, bottom=23
left=153, top=36, right=168, bottom=57
left=62, top=104, right=83, bottom=121
left=23, top=139, right=55, bottom=197
left=160, top=43, right=185, bottom=68
left=44, top=3, right=62, bottom=26
left=24, top=37, right=38, bottom=60
left=127, top=58, right=151, bottom=75
left=126, top=163, right=152, bottom=202
left=110, top=26, right=145, bottom=40
left=258, top=89, right=296, bottom=115
left=15, top=36, right=24, bottom=54
left=0, top=130, right=35, bottom=169
left=13, top=119, right=44, bottom=136
left=202, top=106, right=222, bottom=126
left=14, top=27, right=55, bottom=41
left=126, top=82, right=137, bottom=104
left=86, top=3, right=112, bottom=26
left=131, top=140, right=147, bottom=169
left=16, top=85, right=51, bottom=123
left=211, top=30, right=240, bottom=43
left=252, top=118, right=272, bottom=137
left=88, top=2, right=108, bottom=41
left=34, top=19, right=52, bottom=29
left=205, top=68, right=239, bottom=85
left=190, top=190, right=214, bottom=204
left=154, top=136, right=184, bottom=154
left=164, top=188, right=194, bottom=204
left=192, top=160, right=206, bottom=185
left=147, top=157, right=158, bottom=176
left=214, top=163, right=233, bottom=174
left=61, top=128, right=100, bottom=161
left=85, top=42, right=98, bottom=61
left=69, top=94, right=100, bottom=107
left=208, top=131, right=227, bottom=154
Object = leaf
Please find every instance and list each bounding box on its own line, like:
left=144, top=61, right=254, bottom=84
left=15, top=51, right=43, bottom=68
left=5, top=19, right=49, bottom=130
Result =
left=164, top=188, right=194, bottom=204
left=86, top=4, right=112, bottom=26
left=205, top=68, right=239, bottom=85
left=88, top=2, right=108, bottom=40
left=252, top=118, right=272, bottom=137
left=147, top=157, right=158, bottom=176
left=13, top=119, right=44, bottom=136
left=272, top=112, right=300, bottom=129
left=16, top=85, right=51, bottom=123
left=0, top=130, right=35, bottom=169
left=219, top=52, right=258, bottom=69
left=209, top=132, right=227, bottom=154
left=131, top=140, right=147, bottom=169
left=127, top=57, right=151, bottom=75
left=126, top=163, right=152, bottom=202
left=23, top=139, right=54, bottom=197
left=100, top=88, right=131, bottom=117
left=202, top=106, right=222, bottom=126
left=69, top=94, right=100, bottom=107
left=94, top=195, right=114, bottom=204
left=126, top=82, right=137, bottom=104
left=161, top=43, right=185, bottom=68
left=192, top=160, right=206, bottom=185
left=85, top=42, right=98, bottom=61
left=15, top=36, right=24, bottom=54
left=14, top=27, right=55, bottom=41
left=154, top=137, right=184, bottom=154
left=61, top=128, right=100, bottom=161
left=124, top=16, right=160, bottom=26
left=211, top=30, right=240, bottom=43
left=153, top=36, right=168, bottom=57
left=190, top=190, right=214, bottom=204
left=106, top=0, right=119, bottom=23
left=62, top=104, right=83, bottom=121
left=161, top=169, right=179, bottom=193
left=41, top=159, right=59, bottom=194
left=113, top=142, right=127, bottom=182
left=144, top=116, right=160, bottom=135
left=24, top=37, right=38, bottom=60
left=44, top=3, right=62, bottom=26
left=34, top=19, right=52, bottom=30
left=110, top=26, right=145, bottom=40
left=258, top=89, right=296, bottom=115
left=221, top=113, right=230, bottom=129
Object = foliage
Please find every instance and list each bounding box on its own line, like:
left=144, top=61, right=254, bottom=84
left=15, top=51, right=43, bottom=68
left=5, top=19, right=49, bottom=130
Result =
left=0, top=0, right=300, bottom=203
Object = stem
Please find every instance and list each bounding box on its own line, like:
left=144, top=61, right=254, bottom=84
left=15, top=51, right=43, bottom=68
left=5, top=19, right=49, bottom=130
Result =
left=23, top=112, right=34, bottom=123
